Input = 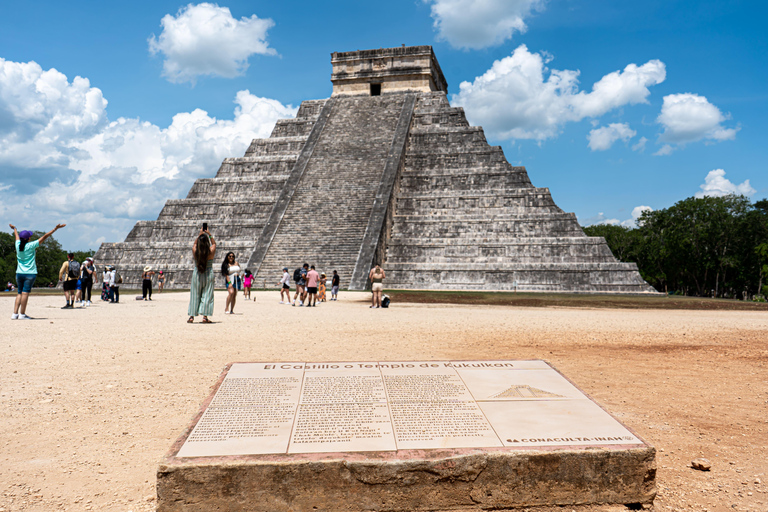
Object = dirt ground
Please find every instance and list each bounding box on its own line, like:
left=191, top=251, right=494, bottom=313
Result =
left=1, top=290, right=766, bottom=512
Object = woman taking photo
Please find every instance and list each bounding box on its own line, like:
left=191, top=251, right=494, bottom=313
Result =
left=9, top=222, right=66, bottom=319
left=188, top=228, right=216, bottom=323
left=221, top=252, right=240, bottom=314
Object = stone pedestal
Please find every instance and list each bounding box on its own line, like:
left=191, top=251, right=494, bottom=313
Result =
left=158, top=361, right=655, bottom=511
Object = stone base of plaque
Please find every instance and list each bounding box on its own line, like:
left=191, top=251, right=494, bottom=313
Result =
left=158, top=447, right=655, bottom=511
left=158, top=361, right=655, bottom=511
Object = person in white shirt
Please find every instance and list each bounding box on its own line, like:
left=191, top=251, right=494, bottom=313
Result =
left=221, top=252, right=240, bottom=314
left=279, top=267, right=291, bottom=303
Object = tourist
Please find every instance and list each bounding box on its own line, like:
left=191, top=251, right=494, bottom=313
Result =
left=58, top=253, right=80, bottom=309
left=369, top=264, right=385, bottom=308
left=81, top=258, right=95, bottom=306
left=108, top=265, right=121, bottom=303
left=188, top=228, right=216, bottom=323
left=9, top=222, right=65, bottom=319
left=101, top=266, right=111, bottom=301
left=305, top=265, right=319, bottom=307
left=157, top=271, right=165, bottom=292
left=279, top=267, right=291, bottom=303
left=221, top=252, right=240, bottom=314
left=331, top=270, right=340, bottom=301
left=5, top=281, right=14, bottom=292
left=318, top=273, right=327, bottom=302
left=141, top=266, right=155, bottom=300
left=292, top=263, right=308, bottom=306
left=243, top=270, right=252, bottom=300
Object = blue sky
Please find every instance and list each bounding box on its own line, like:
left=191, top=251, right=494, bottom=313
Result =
left=1, top=0, right=765, bottom=250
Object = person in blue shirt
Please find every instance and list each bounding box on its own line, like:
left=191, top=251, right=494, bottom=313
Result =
left=9, top=223, right=66, bottom=320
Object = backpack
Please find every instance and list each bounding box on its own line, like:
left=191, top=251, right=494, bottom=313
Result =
left=381, top=295, right=390, bottom=308
left=68, top=260, right=81, bottom=279
left=293, top=268, right=302, bottom=283
left=115, top=271, right=123, bottom=284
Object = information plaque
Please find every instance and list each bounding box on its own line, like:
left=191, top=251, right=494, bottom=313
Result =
left=176, top=360, right=642, bottom=458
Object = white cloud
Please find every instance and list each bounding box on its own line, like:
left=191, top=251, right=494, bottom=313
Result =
left=695, top=169, right=755, bottom=198
left=0, top=58, right=297, bottom=249
left=148, top=3, right=276, bottom=84
left=631, top=136, right=648, bottom=152
left=657, top=93, right=738, bottom=145
left=653, top=144, right=674, bottom=156
left=451, top=45, right=665, bottom=140
left=629, top=205, right=652, bottom=226
left=583, top=205, right=653, bottom=228
left=425, top=0, right=545, bottom=50
left=587, top=122, right=636, bottom=151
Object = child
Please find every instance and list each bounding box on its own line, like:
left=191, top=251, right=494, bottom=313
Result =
left=318, top=273, right=327, bottom=302
left=243, top=270, right=252, bottom=300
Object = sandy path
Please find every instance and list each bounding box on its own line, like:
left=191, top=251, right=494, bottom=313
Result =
left=1, top=290, right=766, bottom=511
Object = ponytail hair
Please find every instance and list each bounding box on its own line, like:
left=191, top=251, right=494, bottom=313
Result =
left=18, top=238, right=29, bottom=252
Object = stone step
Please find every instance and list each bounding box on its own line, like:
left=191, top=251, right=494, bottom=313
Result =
left=244, top=136, right=309, bottom=157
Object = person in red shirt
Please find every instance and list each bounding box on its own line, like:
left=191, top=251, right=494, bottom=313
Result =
left=305, top=265, right=320, bottom=307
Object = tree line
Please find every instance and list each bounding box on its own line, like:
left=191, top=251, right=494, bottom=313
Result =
left=0, top=231, right=93, bottom=288
left=584, top=195, right=768, bottom=298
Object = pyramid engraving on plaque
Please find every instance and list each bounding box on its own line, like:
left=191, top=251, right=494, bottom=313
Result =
left=489, top=385, right=564, bottom=399
left=94, top=46, right=656, bottom=294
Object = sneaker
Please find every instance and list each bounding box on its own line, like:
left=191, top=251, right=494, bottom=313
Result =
left=19, top=314, right=32, bottom=319
left=11, top=313, right=19, bottom=320
left=299, top=301, right=304, bottom=306
left=87, top=301, right=91, bottom=306
left=292, top=302, right=295, bottom=307
left=62, top=304, right=73, bottom=309
left=279, top=301, right=284, bottom=304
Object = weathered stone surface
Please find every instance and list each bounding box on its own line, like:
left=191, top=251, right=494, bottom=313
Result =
left=94, top=45, right=657, bottom=294
left=157, top=448, right=656, bottom=512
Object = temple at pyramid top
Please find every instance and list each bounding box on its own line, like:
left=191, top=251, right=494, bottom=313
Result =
left=94, top=45, right=656, bottom=294
left=331, top=46, right=448, bottom=96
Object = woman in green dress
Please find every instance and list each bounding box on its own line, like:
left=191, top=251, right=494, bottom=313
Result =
left=188, top=228, right=216, bottom=323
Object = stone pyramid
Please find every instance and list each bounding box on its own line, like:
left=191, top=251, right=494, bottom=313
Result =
left=94, top=45, right=656, bottom=293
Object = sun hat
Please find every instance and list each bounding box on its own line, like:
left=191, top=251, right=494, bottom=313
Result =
left=283, top=267, right=288, bottom=271
left=19, top=230, right=33, bottom=239
left=159, top=270, right=163, bottom=274
left=143, top=266, right=152, bottom=272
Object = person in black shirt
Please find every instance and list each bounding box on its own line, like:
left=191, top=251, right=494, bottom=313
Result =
left=331, top=270, right=340, bottom=301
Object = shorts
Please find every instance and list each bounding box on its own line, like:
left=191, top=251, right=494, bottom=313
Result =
left=282, top=284, right=290, bottom=290
left=16, top=273, right=37, bottom=294
left=76, top=279, right=82, bottom=290
left=372, top=283, right=384, bottom=292
left=63, top=280, right=77, bottom=291
left=307, top=287, right=318, bottom=294
left=332, top=285, right=339, bottom=295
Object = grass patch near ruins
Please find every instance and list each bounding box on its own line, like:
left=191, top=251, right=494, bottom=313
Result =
left=377, top=290, right=768, bottom=311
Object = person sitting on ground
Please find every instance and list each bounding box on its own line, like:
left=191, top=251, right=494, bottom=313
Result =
left=9, top=223, right=65, bottom=319
left=305, top=265, right=320, bottom=307
left=188, top=228, right=216, bottom=323
left=279, top=267, right=291, bottom=304
left=369, top=264, right=385, bottom=308
left=59, top=252, right=80, bottom=309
